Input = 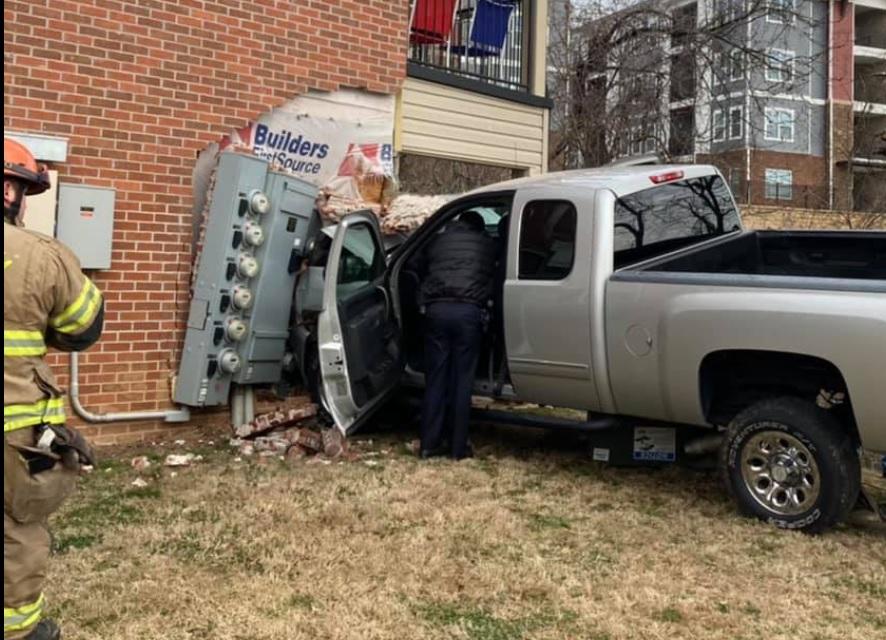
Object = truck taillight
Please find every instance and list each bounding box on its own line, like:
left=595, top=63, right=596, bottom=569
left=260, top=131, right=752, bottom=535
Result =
left=650, top=170, right=685, bottom=184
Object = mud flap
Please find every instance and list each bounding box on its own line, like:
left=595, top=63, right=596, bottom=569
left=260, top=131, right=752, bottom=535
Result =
left=858, top=485, right=886, bottom=522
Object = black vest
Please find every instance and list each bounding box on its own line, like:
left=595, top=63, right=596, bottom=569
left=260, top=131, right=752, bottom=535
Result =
left=420, top=224, right=497, bottom=307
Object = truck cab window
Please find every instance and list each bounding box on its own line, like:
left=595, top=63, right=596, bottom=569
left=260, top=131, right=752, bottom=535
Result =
left=518, top=200, right=577, bottom=280
left=614, top=175, right=741, bottom=268
left=337, top=224, right=384, bottom=295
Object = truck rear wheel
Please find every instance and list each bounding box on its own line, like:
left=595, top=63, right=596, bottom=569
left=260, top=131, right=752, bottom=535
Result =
left=720, top=397, right=860, bottom=534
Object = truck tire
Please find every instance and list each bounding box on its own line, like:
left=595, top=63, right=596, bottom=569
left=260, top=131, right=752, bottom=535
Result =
left=720, top=397, right=860, bottom=534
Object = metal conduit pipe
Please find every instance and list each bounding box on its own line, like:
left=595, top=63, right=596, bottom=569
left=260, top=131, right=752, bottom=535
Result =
left=69, top=352, right=191, bottom=423
left=244, top=386, right=256, bottom=425
left=231, top=386, right=245, bottom=431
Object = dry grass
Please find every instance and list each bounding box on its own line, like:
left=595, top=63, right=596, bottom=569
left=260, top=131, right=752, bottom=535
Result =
left=46, top=423, right=885, bottom=640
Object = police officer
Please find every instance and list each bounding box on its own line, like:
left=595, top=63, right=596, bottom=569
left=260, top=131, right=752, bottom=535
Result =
left=419, top=210, right=497, bottom=460
left=4, top=138, right=104, bottom=640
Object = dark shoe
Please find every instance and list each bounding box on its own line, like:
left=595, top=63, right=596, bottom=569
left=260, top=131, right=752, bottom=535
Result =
left=452, top=444, right=475, bottom=461
left=25, top=619, right=61, bottom=640
left=419, top=445, right=449, bottom=459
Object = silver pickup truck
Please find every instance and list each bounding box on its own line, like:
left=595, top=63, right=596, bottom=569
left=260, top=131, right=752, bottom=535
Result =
left=292, top=165, right=886, bottom=533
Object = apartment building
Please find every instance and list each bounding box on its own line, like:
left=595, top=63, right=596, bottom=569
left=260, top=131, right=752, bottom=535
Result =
left=571, top=0, right=885, bottom=211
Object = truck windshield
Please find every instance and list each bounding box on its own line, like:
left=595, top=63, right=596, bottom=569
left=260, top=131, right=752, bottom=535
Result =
left=614, top=174, right=741, bottom=268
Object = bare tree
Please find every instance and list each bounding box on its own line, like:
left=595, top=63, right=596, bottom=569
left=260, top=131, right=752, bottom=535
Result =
left=848, top=90, right=886, bottom=216
left=549, top=0, right=829, bottom=173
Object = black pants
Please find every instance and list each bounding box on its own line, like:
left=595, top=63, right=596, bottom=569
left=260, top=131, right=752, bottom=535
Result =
left=420, top=302, right=483, bottom=459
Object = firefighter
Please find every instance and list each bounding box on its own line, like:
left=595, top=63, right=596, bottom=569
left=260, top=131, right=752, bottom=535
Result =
left=4, top=138, right=104, bottom=640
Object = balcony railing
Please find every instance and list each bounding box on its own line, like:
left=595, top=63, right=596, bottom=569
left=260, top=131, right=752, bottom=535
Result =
left=408, top=0, right=528, bottom=91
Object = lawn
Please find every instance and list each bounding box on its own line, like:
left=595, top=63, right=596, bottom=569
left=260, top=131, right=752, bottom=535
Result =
left=46, top=420, right=885, bottom=640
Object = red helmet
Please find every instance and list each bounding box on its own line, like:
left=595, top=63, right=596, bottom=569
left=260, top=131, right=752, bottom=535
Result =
left=4, top=138, right=51, bottom=195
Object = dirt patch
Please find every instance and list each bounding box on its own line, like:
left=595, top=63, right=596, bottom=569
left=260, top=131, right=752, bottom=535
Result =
left=46, top=423, right=885, bottom=640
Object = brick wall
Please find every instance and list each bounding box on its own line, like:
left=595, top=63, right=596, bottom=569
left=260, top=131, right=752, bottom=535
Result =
left=4, top=0, right=408, bottom=443
left=701, top=149, right=835, bottom=210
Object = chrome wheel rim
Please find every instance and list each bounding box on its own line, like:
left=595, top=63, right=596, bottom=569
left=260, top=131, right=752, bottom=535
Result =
left=740, top=429, right=821, bottom=517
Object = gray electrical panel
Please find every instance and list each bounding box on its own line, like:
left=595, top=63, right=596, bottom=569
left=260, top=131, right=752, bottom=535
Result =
left=174, top=153, right=318, bottom=407
left=233, top=172, right=317, bottom=384
left=56, top=183, right=115, bottom=269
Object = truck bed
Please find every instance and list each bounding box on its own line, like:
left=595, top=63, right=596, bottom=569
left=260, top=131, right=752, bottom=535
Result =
left=620, top=231, right=886, bottom=290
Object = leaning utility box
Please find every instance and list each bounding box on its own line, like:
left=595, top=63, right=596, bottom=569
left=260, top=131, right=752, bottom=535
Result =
left=174, top=153, right=318, bottom=407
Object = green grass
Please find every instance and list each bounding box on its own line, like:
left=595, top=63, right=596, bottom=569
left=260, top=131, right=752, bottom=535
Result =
left=52, top=532, right=102, bottom=554
left=416, top=601, right=576, bottom=640
left=529, top=513, right=572, bottom=531
left=657, top=607, right=684, bottom=623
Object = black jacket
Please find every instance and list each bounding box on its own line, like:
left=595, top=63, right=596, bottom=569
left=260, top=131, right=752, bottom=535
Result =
left=420, top=222, right=497, bottom=307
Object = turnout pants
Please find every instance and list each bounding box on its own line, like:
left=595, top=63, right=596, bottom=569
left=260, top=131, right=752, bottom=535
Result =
left=4, top=428, right=77, bottom=639
left=420, top=302, right=484, bottom=459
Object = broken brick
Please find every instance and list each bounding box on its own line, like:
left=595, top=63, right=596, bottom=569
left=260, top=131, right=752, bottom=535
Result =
left=322, top=429, right=347, bottom=459
left=234, top=405, right=319, bottom=439
left=288, top=428, right=324, bottom=453
left=253, top=436, right=291, bottom=455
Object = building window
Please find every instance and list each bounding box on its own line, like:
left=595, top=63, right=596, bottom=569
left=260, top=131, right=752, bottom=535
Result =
left=714, top=49, right=745, bottom=87
left=764, top=169, right=793, bottom=200
left=518, top=200, right=577, bottom=280
left=764, top=108, right=795, bottom=142
left=713, top=107, right=742, bottom=142
left=713, top=110, right=727, bottom=141
left=713, top=51, right=728, bottom=87
left=712, top=0, right=743, bottom=25
left=766, top=0, right=795, bottom=24
left=765, top=49, right=794, bottom=83
left=730, top=50, right=744, bottom=81
left=631, top=128, right=644, bottom=155
left=628, top=123, right=657, bottom=156
left=669, top=107, right=695, bottom=157
left=728, top=106, right=743, bottom=139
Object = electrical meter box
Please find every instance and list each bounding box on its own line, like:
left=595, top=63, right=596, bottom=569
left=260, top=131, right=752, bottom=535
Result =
left=56, top=183, right=115, bottom=269
left=174, top=152, right=319, bottom=407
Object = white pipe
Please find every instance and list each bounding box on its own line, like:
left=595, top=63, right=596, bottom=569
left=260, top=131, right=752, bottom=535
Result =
left=828, top=0, right=835, bottom=210
left=231, top=386, right=245, bottom=431
left=69, top=352, right=190, bottom=423
left=244, top=386, right=256, bottom=424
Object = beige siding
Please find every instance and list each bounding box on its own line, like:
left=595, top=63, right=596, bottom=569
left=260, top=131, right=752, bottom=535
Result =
left=398, top=77, right=548, bottom=175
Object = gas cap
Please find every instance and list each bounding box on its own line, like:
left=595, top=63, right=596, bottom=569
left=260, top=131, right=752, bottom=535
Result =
left=242, top=221, right=265, bottom=247
left=218, top=349, right=242, bottom=374
left=237, top=254, right=260, bottom=279
left=232, top=285, right=253, bottom=310
left=248, top=190, right=270, bottom=216
left=225, top=317, right=248, bottom=342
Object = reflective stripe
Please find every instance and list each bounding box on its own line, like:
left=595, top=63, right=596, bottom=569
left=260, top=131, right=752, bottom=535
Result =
left=3, top=330, right=47, bottom=357
left=4, top=398, right=66, bottom=432
left=4, top=593, right=44, bottom=632
left=50, top=278, right=102, bottom=334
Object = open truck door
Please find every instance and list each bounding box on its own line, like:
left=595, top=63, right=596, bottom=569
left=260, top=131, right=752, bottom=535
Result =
left=317, top=212, right=402, bottom=435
